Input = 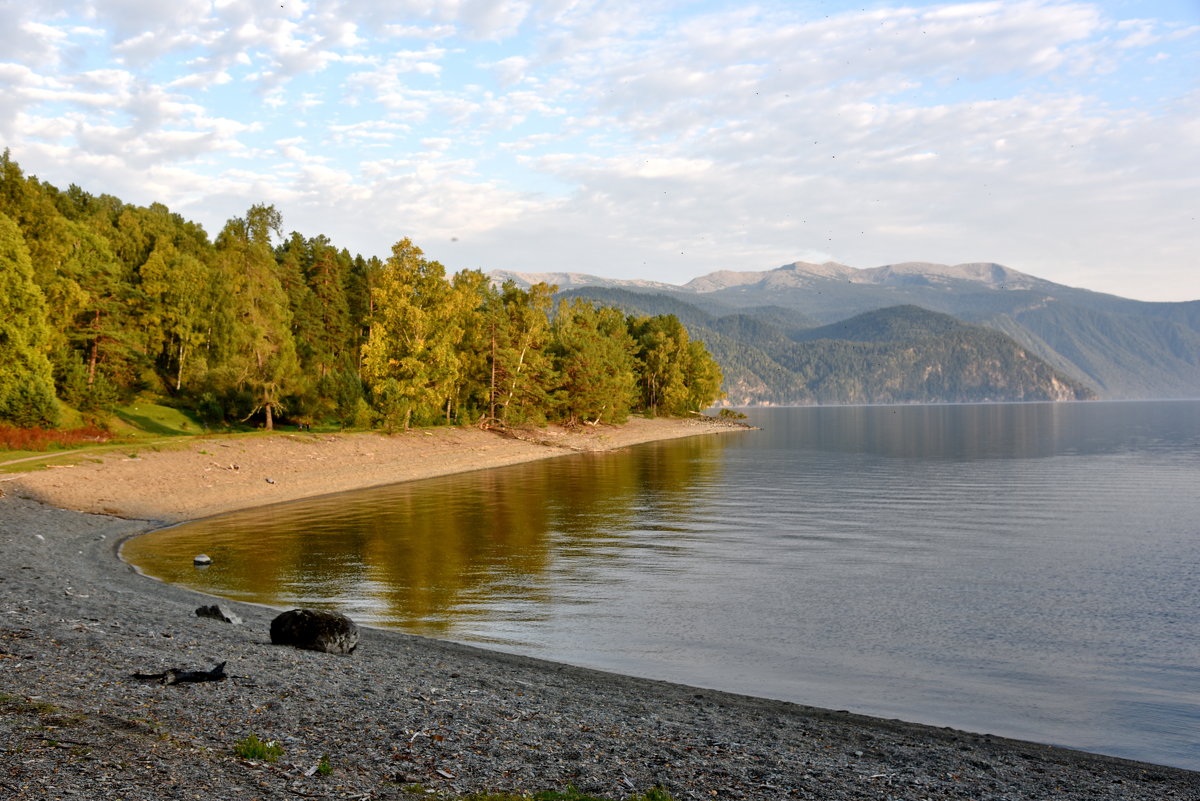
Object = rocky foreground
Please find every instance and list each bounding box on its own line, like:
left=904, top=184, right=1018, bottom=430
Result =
left=1, top=423, right=1198, bottom=800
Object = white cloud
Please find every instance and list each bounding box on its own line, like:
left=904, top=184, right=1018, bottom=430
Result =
left=1, top=0, right=1196, bottom=300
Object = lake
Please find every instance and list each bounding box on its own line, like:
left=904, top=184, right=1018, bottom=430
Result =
left=122, top=400, right=1200, bottom=770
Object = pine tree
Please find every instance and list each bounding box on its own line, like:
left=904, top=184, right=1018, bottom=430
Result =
left=549, top=299, right=638, bottom=425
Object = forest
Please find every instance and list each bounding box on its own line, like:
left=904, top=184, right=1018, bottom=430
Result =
left=0, top=152, right=723, bottom=432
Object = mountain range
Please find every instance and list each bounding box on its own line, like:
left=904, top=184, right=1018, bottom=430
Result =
left=493, top=262, right=1200, bottom=404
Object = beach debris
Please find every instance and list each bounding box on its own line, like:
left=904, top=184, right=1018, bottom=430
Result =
left=195, top=604, right=243, bottom=625
left=132, top=661, right=227, bottom=685
left=193, top=554, right=213, bottom=566
left=270, top=608, right=359, bottom=654
left=265, top=477, right=275, bottom=484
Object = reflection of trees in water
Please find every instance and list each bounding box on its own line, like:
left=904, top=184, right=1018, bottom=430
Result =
left=124, top=435, right=724, bottom=633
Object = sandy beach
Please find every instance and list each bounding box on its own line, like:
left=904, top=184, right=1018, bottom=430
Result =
left=1, top=417, right=1197, bottom=800
left=5, top=417, right=740, bottom=524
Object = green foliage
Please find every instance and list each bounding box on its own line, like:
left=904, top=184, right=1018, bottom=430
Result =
left=461, top=279, right=559, bottom=427
left=629, top=314, right=725, bottom=415
left=317, top=753, right=333, bottom=776
left=232, top=733, right=283, bottom=761
left=0, top=154, right=728, bottom=431
left=0, top=212, right=59, bottom=427
left=213, top=205, right=301, bottom=431
left=550, top=300, right=639, bottom=425
left=362, top=238, right=470, bottom=429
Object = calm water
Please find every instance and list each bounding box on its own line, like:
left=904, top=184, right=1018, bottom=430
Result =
left=122, top=401, right=1200, bottom=770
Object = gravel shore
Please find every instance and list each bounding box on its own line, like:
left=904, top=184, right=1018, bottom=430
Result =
left=2, top=421, right=1198, bottom=800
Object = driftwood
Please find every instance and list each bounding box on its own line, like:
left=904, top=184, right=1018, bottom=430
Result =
left=132, top=661, right=227, bottom=685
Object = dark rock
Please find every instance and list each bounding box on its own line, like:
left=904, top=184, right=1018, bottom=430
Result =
left=133, top=661, right=227, bottom=685
left=270, top=608, right=359, bottom=654
left=195, top=604, right=243, bottom=625
left=193, top=554, right=212, bottom=566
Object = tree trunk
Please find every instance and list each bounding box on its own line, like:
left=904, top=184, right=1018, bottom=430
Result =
left=176, top=341, right=185, bottom=391
left=489, top=325, right=498, bottom=422
left=87, top=309, right=100, bottom=386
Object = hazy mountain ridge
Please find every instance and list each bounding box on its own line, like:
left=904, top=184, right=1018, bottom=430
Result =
left=490, top=270, right=682, bottom=293
left=557, top=289, right=1094, bottom=405
left=527, top=261, right=1200, bottom=401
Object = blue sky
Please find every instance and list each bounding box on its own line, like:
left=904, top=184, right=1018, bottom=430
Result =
left=2, top=0, right=1197, bottom=300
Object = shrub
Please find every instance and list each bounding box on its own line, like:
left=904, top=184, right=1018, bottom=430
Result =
left=233, top=733, right=283, bottom=762
left=0, top=424, right=110, bottom=451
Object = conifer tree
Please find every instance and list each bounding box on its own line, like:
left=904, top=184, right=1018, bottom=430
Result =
left=549, top=299, right=638, bottom=425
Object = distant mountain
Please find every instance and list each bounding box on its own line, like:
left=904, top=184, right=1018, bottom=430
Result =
left=528, top=260, right=1200, bottom=400
left=558, top=287, right=1094, bottom=406
left=490, top=270, right=681, bottom=293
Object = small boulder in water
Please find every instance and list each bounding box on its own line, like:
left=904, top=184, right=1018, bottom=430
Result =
left=193, top=554, right=213, bottom=566
left=270, top=608, right=358, bottom=654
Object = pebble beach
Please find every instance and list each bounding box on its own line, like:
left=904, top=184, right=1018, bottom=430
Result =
left=1, top=419, right=1197, bottom=800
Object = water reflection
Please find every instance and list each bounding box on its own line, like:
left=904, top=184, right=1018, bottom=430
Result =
left=122, top=435, right=725, bottom=636
left=122, top=403, right=1200, bottom=769
left=738, top=400, right=1200, bottom=459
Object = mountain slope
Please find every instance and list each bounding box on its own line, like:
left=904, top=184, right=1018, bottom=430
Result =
left=558, top=289, right=1093, bottom=405
left=758, top=306, right=1094, bottom=405
left=517, top=261, right=1200, bottom=399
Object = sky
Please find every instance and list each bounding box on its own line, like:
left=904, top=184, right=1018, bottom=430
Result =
left=2, top=1, right=1198, bottom=302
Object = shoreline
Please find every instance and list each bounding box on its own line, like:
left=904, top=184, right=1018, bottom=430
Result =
left=5, top=416, right=748, bottom=525
left=1, top=419, right=1198, bottom=799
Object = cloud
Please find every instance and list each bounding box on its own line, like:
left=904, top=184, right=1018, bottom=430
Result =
left=1, top=0, right=1197, bottom=300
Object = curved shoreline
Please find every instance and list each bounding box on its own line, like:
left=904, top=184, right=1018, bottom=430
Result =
left=1, top=420, right=1198, bottom=799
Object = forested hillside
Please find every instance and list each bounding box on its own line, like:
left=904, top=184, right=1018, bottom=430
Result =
left=0, top=153, right=723, bottom=431
left=561, top=289, right=1094, bottom=405
left=535, top=261, right=1200, bottom=400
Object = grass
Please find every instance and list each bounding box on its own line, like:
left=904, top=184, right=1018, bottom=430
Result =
left=111, top=401, right=205, bottom=438
left=233, top=733, right=284, bottom=762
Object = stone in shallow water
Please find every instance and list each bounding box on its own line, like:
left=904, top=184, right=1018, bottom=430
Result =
left=270, top=608, right=359, bottom=654
left=193, top=554, right=212, bottom=566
